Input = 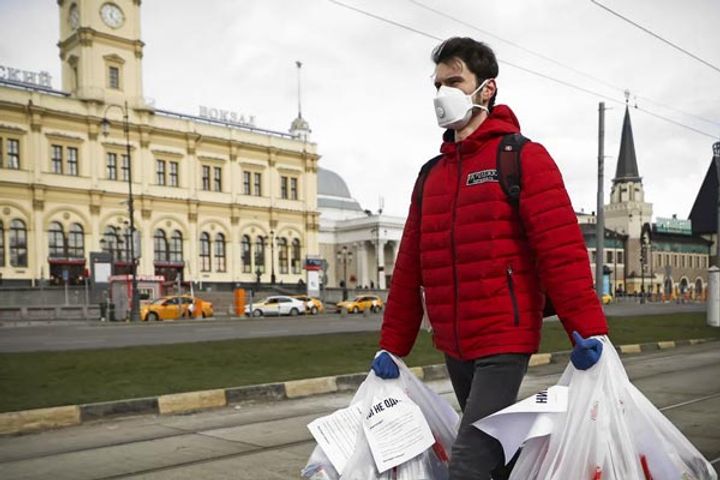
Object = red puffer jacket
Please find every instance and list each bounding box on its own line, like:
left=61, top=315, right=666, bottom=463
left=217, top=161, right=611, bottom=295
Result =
left=380, top=105, right=608, bottom=360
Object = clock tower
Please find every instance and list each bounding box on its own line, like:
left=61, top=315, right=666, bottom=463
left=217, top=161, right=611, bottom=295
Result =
left=57, top=0, right=145, bottom=105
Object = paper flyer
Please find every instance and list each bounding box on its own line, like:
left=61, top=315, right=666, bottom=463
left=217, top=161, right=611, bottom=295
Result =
left=307, top=402, right=364, bottom=475
left=473, top=385, right=569, bottom=462
left=362, top=390, right=435, bottom=473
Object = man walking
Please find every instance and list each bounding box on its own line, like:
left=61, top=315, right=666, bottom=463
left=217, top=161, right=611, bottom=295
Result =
left=371, top=37, right=607, bottom=479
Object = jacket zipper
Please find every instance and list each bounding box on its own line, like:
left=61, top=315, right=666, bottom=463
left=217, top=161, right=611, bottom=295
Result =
left=506, top=266, right=520, bottom=326
left=451, top=146, right=464, bottom=358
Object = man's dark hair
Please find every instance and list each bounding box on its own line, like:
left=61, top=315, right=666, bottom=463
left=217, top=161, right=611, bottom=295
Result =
left=432, top=37, right=499, bottom=108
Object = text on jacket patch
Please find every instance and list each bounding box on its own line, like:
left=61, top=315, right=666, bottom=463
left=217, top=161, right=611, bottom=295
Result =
left=466, top=169, right=499, bottom=186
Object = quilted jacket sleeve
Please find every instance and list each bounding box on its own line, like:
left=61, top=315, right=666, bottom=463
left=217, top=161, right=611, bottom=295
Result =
left=379, top=178, right=424, bottom=357
left=518, top=142, right=608, bottom=342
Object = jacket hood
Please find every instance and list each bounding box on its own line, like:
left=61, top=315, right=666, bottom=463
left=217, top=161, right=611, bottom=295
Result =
left=440, top=104, right=521, bottom=155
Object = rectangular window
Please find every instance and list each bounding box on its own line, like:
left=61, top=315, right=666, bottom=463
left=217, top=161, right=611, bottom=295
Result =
left=169, top=161, right=178, bottom=187
left=591, top=250, right=596, bottom=263
left=213, top=166, right=222, bottom=192
left=681, top=255, right=686, bottom=268
left=673, top=254, right=678, bottom=267
left=7, top=139, right=19, bottom=169
left=67, top=147, right=78, bottom=176
left=106, top=153, right=117, bottom=180
left=51, top=145, right=63, bottom=174
left=109, top=66, right=120, bottom=89
left=617, top=251, right=624, bottom=264
left=281, top=176, right=288, bottom=199
left=290, top=177, right=298, bottom=200
left=202, top=166, right=211, bottom=191
left=254, top=172, right=262, bottom=196
left=121, top=154, right=130, bottom=181
left=606, top=251, right=613, bottom=263
left=0, top=138, right=3, bottom=168
left=243, top=171, right=251, bottom=195
left=156, top=159, right=166, bottom=185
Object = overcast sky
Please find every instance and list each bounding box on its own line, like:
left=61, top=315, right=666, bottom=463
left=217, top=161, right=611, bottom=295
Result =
left=2, top=0, right=719, bottom=220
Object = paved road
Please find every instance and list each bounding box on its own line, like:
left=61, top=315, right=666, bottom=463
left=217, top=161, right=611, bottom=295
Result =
left=0, top=343, right=718, bottom=479
left=0, top=302, right=706, bottom=353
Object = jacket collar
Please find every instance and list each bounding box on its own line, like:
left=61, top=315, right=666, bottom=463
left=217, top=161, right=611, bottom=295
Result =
left=440, top=104, right=522, bottom=157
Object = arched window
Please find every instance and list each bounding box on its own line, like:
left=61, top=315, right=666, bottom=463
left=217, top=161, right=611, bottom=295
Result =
left=254, top=236, right=265, bottom=273
left=0, top=220, right=4, bottom=266
left=48, top=221, right=65, bottom=258
left=214, top=233, right=226, bottom=272
left=67, top=223, right=84, bottom=258
left=102, top=225, right=123, bottom=261
left=199, top=232, right=211, bottom=272
left=291, top=239, right=302, bottom=274
left=242, top=235, right=251, bottom=273
left=278, top=237, right=289, bottom=274
left=169, top=230, right=183, bottom=263
left=9, top=219, right=28, bottom=267
left=154, top=229, right=168, bottom=262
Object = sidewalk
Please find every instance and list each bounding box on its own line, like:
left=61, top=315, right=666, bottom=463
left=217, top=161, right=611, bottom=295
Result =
left=0, top=336, right=715, bottom=437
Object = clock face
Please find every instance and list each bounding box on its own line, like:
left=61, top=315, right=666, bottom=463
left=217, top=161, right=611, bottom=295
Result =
left=100, top=3, right=125, bottom=29
left=69, top=4, right=80, bottom=29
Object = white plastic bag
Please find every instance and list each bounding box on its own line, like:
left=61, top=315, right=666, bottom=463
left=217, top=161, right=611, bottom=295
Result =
left=508, top=337, right=717, bottom=480
left=303, top=353, right=458, bottom=480
left=302, top=445, right=340, bottom=480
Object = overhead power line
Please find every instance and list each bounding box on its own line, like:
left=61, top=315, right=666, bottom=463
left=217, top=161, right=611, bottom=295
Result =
left=408, top=0, right=720, bottom=129
left=327, top=0, right=719, bottom=140
left=590, top=0, right=720, bottom=75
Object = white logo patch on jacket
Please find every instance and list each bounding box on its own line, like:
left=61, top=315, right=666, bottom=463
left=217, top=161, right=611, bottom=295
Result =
left=466, top=169, right=499, bottom=186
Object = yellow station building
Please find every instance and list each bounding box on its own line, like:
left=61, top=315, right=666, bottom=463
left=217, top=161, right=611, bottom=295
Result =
left=0, top=0, right=320, bottom=288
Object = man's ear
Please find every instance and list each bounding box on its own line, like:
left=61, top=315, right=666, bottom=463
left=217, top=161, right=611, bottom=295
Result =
left=482, top=79, right=497, bottom=104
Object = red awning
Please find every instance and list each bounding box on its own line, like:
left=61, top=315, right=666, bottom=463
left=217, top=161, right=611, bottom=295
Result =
left=48, top=258, right=86, bottom=265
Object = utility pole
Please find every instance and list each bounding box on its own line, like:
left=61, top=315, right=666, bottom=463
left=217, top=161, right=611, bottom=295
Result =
left=714, top=142, right=720, bottom=266
left=596, top=102, right=606, bottom=300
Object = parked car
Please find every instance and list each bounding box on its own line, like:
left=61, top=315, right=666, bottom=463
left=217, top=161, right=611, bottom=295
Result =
left=293, top=295, right=325, bottom=315
left=141, top=295, right=214, bottom=321
left=245, top=295, right=306, bottom=317
left=336, top=295, right=384, bottom=314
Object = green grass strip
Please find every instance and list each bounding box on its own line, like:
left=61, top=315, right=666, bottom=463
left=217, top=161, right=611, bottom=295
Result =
left=0, top=313, right=716, bottom=413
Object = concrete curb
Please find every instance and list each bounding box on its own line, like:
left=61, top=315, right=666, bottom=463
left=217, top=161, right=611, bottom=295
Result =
left=1, top=337, right=716, bottom=436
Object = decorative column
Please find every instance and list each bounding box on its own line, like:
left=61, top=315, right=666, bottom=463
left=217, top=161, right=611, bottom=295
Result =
left=377, top=239, right=387, bottom=290
left=356, top=241, right=369, bottom=288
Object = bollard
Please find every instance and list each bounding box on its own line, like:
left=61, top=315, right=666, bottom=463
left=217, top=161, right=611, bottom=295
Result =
left=707, top=266, right=720, bottom=327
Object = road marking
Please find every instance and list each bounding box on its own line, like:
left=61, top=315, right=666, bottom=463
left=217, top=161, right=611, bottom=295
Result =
left=659, top=392, right=720, bottom=412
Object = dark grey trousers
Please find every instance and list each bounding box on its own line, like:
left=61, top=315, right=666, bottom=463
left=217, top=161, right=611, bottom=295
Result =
left=445, top=353, right=530, bottom=480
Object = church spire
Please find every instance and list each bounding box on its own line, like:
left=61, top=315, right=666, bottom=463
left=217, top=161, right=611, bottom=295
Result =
left=289, top=60, right=311, bottom=141
left=614, top=104, right=641, bottom=184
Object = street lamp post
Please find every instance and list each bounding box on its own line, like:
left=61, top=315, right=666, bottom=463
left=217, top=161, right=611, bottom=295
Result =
left=714, top=141, right=720, bottom=267
left=337, top=246, right=353, bottom=301
left=101, top=101, right=140, bottom=322
left=269, top=229, right=276, bottom=285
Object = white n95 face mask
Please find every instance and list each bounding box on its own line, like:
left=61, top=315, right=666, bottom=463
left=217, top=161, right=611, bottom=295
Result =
left=433, top=79, right=492, bottom=130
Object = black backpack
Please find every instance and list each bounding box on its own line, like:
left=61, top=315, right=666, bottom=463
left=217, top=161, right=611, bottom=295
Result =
left=415, top=133, right=556, bottom=318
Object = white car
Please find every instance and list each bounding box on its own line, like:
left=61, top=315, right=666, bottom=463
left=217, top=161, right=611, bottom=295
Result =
left=245, top=295, right=306, bottom=317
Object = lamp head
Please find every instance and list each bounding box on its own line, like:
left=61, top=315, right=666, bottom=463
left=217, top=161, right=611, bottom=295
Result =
left=101, top=118, right=111, bottom=138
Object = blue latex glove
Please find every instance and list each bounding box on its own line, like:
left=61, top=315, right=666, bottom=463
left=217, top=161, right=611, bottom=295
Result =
left=570, top=331, right=603, bottom=370
left=371, top=351, right=399, bottom=379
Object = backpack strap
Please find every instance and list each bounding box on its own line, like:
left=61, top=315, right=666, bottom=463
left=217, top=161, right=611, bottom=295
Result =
left=496, top=133, right=529, bottom=206
left=414, top=154, right=444, bottom=212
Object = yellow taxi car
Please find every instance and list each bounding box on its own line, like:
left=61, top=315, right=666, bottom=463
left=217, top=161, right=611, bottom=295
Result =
left=293, top=295, right=325, bottom=315
left=141, top=295, right=214, bottom=321
left=336, top=295, right=384, bottom=314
